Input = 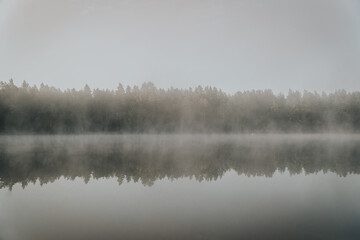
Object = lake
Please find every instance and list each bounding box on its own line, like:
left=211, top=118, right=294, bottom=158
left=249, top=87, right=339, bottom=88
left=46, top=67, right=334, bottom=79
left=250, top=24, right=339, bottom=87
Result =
left=1, top=134, right=360, bottom=240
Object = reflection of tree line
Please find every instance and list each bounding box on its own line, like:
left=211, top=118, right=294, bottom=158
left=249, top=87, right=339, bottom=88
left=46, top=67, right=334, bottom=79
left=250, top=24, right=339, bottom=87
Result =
left=1, top=136, right=360, bottom=190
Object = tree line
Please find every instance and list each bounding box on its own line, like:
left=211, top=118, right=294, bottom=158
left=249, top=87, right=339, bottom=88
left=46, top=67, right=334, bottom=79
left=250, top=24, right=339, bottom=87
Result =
left=1, top=79, right=360, bottom=133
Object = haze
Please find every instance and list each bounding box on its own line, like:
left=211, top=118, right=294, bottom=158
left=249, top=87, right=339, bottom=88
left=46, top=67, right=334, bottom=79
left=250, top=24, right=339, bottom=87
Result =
left=1, top=0, right=360, bottom=93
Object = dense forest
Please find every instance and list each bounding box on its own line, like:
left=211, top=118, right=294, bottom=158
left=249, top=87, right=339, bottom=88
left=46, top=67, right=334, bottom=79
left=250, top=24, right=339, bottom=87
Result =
left=1, top=135, right=359, bottom=189
left=1, top=79, right=360, bottom=133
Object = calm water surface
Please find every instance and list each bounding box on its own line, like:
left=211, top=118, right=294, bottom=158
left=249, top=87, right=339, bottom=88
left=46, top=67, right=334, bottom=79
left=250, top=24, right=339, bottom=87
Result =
left=1, top=134, right=360, bottom=240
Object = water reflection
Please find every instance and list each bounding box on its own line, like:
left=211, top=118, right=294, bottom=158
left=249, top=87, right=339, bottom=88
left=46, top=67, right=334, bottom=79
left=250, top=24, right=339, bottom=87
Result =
left=1, top=134, right=360, bottom=189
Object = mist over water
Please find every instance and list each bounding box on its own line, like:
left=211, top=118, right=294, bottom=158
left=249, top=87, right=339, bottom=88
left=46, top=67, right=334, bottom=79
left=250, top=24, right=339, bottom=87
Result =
left=1, top=0, right=360, bottom=239
left=1, top=134, right=360, bottom=239
left=1, top=134, right=360, bottom=188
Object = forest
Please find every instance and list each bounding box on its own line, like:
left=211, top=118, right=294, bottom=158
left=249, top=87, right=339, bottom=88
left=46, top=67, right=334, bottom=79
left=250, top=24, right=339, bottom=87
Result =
left=1, top=79, right=360, bottom=133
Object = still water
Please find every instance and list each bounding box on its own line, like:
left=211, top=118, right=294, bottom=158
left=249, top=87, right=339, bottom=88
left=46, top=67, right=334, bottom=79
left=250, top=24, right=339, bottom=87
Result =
left=0, top=134, right=360, bottom=240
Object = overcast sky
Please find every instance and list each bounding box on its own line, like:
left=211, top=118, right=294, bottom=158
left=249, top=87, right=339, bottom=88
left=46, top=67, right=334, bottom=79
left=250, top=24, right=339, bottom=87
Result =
left=0, top=0, right=359, bottom=93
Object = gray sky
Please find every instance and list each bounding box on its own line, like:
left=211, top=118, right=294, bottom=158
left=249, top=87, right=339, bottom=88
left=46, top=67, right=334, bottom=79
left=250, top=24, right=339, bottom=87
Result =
left=0, top=0, right=359, bottom=93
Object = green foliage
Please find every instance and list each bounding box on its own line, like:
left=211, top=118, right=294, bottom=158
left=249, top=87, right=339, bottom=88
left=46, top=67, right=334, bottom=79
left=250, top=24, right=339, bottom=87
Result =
left=0, top=80, right=360, bottom=133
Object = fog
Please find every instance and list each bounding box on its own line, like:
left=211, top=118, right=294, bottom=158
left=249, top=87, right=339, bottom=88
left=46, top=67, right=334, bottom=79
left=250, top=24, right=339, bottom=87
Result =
left=1, top=1, right=360, bottom=239
left=1, top=134, right=360, bottom=239
left=1, top=80, right=360, bottom=134
left=1, top=0, right=359, bottom=93
left=1, top=134, right=360, bottom=189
